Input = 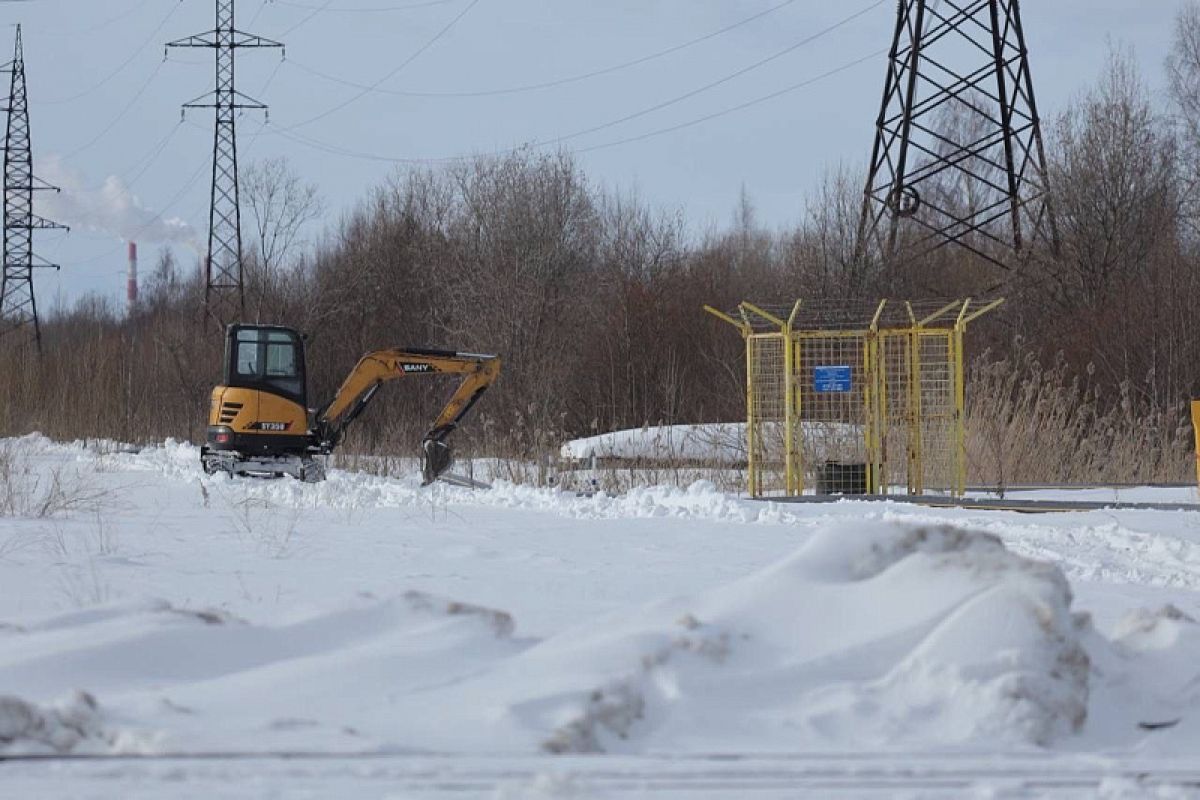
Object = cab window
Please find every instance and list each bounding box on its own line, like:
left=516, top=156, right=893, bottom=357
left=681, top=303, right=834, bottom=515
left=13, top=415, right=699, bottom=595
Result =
left=265, top=335, right=297, bottom=377
left=236, top=340, right=259, bottom=376
left=229, top=327, right=306, bottom=405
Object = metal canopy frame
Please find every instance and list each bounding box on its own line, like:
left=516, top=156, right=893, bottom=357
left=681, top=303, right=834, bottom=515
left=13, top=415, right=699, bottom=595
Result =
left=706, top=298, right=1003, bottom=498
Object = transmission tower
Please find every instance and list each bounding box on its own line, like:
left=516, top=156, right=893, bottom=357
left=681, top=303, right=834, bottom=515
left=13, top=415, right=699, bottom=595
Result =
left=0, top=25, right=66, bottom=350
left=857, top=0, right=1056, bottom=271
left=167, top=1, right=282, bottom=326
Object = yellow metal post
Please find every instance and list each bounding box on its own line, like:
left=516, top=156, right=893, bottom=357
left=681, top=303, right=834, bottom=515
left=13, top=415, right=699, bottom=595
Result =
left=867, top=300, right=886, bottom=493
left=745, top=335, right=758, bottom=497
left=905, top=304, right=923, bottom=495
left=786, top=301, right=802, bottom=495
left=952, top=325, right=967, bottom=496
left=1192, top=401, right=1200, bottom=489
left=783, top=332, right=797, bottom=496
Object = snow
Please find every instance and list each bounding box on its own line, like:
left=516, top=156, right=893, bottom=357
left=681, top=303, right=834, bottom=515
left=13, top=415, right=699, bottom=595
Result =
left=562, top=422, right=749, bottom=462
left=4, top=436, right=1200, bottom=796
left=560, top=421, right=860, bottom=464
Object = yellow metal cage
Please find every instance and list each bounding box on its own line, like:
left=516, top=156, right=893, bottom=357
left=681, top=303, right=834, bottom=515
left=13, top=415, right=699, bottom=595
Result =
left=705, top=298, right=1002, bottom=498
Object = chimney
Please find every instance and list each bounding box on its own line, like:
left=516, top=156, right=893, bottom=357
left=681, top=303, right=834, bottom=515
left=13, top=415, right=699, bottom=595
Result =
left=126, top=241, right=138, bottom=314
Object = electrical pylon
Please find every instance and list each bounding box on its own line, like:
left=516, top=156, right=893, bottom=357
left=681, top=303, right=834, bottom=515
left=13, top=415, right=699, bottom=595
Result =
left=856, top=0, right=1056, bottom=271
left=167, top=0, right=281, bottom=327
left=0, top=25, right=67, bottom=350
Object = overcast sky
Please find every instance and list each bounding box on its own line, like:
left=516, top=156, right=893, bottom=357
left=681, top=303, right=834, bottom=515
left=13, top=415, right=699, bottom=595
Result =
left=0, top=0, right=1182, bottom=309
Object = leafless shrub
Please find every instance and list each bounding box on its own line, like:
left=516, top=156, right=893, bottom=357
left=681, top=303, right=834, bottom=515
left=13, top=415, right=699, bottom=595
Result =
left=965, top=346, right=1192, bottom=487
left=0, top=444, right=109, bottom=519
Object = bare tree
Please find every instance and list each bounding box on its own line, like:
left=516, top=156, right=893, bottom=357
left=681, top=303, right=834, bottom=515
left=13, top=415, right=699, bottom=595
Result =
left=1047, top=48, right=1177, bottom=306
left=1168, top=1, right=1200, bottom=240
left=241, top=157, right=323, bottom=320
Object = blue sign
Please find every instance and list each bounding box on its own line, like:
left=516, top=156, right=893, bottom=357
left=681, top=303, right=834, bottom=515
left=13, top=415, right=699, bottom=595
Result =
left=814, top=365, right=852, bottom=393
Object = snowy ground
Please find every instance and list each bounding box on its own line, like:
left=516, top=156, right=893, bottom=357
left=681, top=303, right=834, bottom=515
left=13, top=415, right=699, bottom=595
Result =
left=4, top=435, right=1200, bottom=797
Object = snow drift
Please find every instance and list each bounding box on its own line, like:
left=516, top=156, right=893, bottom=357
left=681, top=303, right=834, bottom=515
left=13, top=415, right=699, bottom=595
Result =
left=0, top=519, right=1092, bottom=755
left=483, top=522, right=1091, bottom=753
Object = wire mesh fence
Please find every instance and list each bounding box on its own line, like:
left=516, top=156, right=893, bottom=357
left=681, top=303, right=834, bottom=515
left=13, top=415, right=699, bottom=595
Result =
left=706, top=298, right=1000, bottom=498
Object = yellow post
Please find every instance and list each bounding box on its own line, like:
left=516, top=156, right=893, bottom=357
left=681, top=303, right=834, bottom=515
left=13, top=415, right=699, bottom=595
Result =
left=745, top=335, right=758, bottom=497
left=953, top=326, right=967, bottom=496
left=787, top=301, right=803, bottom=495
left=868, top=300, right=886, bottom=493
left=906, top=305, right=924, bottom=495
left=783, top=331, right=797, bottom=496
left=863, top=331, right=877, bottom=493
left=1192, top=401, right=1200, bottom=489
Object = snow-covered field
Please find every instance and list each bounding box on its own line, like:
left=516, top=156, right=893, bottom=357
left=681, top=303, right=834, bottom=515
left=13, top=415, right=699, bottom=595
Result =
left=4, top=434, right=1200, bottom=797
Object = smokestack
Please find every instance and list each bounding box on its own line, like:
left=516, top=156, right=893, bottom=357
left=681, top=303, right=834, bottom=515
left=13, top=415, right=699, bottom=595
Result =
left=126, top=241, right=138, bottom=314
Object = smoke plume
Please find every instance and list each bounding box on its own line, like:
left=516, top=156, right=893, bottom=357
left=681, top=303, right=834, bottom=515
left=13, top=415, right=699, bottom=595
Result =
left=35, top=156, right=198, bottom=246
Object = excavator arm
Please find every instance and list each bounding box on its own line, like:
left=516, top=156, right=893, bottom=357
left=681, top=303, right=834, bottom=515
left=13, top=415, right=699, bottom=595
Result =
left=314, top=348, right=501, bottom=484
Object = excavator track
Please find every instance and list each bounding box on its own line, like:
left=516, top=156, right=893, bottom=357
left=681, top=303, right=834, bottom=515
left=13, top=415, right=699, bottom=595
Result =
left=201, top=449, right=326, bottom=483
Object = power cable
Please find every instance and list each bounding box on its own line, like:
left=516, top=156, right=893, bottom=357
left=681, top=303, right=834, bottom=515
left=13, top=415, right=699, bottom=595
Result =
left=59, top=59, right=165, bottom=159
left=541, top=0, right=884, bottom=147
left=39, top=0, right=158, bottom=38
left=274, top=0, right=335, bottom=38
left=267, top=1, right=882, bottom=160
left=285, top=0, right=799, bottom=99
left=247, top=0, right=270, bottom=27
left=42, top=0, right=182, bottom=104
left=279, top=0, right=481, bottom=130
left=266, top=47, right=883, bottom=164
left=572, top=49, right=884, bottom=154
left=269, top=0, right=458, bottom=11
left=120, top=120, right=185, bottom=188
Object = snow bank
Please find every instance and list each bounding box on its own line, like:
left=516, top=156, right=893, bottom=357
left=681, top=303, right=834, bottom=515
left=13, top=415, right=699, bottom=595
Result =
left=561, top=421, right=862, bottom=464
left=476, top=522, right=1090, bottom=753
left=562, top=423, right=748, bottom=463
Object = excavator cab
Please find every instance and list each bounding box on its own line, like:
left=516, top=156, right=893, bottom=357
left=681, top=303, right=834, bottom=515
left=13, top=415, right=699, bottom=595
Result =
left=224, top=325, right=307, bottom=410
left=202, top=322, right=501, bottom=485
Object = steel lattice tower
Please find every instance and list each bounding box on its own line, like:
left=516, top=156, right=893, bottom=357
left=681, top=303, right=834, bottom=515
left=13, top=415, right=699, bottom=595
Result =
left=168, top=1, right=281, bottom=326
left=857, top=0, right=1055, bottom=270
left=0, top=25, right=66, bottom=350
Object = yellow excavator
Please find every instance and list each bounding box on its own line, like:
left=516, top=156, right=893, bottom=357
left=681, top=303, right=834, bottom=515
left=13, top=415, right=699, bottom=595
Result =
left=200, top=323, right=501, bottom=484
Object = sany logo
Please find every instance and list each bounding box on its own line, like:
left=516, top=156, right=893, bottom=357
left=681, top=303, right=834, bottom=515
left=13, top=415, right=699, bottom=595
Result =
left=398, top=362, right=433, bottom=373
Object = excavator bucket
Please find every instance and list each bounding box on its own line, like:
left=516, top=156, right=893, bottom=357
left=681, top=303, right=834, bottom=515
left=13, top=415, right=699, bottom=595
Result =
left=421, top=437, right=454, bottom=485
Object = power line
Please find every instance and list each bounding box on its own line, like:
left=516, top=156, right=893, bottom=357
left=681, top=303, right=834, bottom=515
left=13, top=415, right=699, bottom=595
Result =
left=284, top=0, right=799, bottom=99
left=266, top=47, right=883, bottom=164
left=274, top=0, right=334, bottom=37
left=42, top=0, right=182, bottom=105
left=269, top=0, right=459, bottom=11
left=267, top=1, right=882, bottom=160
left=538, top=0, right=884, bottom=148
left=59, top=59, right=165, bottom=159
left=279, top=0, right=481, bottom=130
left=120, top=120, right=186, bottom=188
left=246, top=0, right=270, bottom=26
left=39, top=0, right=158, bottom=38
left=573, top=50, right=884, bottom=154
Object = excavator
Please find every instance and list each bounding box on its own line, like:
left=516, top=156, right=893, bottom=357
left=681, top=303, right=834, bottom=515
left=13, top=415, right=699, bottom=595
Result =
left=200, top=323, right=501, bottom=484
